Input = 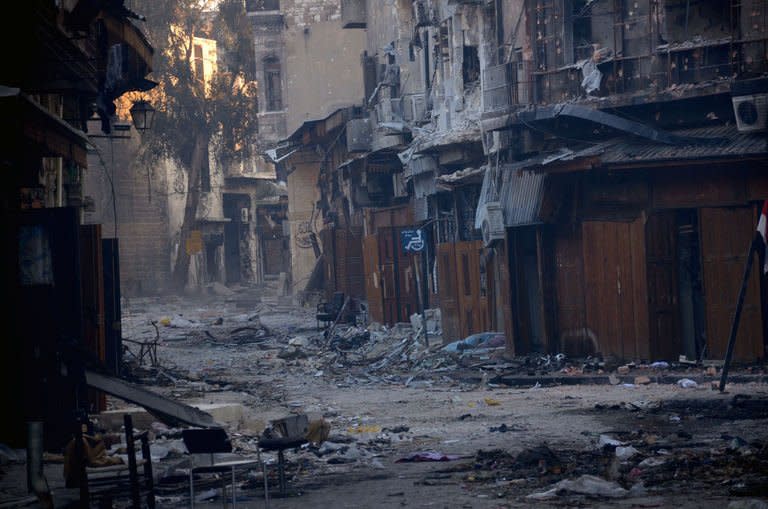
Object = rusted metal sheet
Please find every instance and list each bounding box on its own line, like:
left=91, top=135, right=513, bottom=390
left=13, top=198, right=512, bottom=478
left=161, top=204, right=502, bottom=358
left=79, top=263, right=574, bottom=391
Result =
left=363, top=234, right=384, bottom=323
left=553, top=224, right=587, bottom=356
left=500, top=168, right=546, bottom=226
left=437, top=243, right=461, bottom=344
left=86, top=370, right=217, bottom=429
left=582, top=217, right=649, bottom=361
left=700, top=206, right=764, bottom=361
left=646, top=212, right=682, bottom=361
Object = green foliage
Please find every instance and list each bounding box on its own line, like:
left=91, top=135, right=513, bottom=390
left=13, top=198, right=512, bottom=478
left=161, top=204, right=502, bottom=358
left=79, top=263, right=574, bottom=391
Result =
left=132, top=0, right=259, bottom=167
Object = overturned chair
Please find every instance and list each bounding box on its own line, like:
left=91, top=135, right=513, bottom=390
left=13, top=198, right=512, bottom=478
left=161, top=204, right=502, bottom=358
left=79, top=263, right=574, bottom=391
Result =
left=257, top=415, right=310, bottom=498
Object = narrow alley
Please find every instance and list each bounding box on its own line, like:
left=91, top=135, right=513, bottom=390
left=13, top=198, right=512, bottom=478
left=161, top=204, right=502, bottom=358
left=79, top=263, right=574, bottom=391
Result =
left=6, top=281, right=763, bottom=508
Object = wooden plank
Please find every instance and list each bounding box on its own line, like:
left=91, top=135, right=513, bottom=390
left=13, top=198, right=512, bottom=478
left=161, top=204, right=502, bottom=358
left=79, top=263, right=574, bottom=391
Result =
left=700, top=207, right=764, bottom=361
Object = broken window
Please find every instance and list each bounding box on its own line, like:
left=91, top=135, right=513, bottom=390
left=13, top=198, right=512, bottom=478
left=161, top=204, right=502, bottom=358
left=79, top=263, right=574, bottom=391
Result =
left=463, top=45, right=480, bottom=88
left=200, top=144, right=211, bottom=193
left=264, top=57, right=283, bottom=111
left=246, top=0, right=279, bottom=11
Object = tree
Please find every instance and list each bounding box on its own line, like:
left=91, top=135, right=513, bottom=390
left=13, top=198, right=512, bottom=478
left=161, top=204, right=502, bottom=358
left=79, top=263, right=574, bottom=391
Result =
left=127, top=0, right=258, bottom=292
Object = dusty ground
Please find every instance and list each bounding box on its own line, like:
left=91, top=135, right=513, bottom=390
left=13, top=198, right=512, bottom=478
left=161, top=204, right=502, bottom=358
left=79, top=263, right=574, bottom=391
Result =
left=111, top=286, right=768, bottom=509
left=4, top=284, right=768, bottom=508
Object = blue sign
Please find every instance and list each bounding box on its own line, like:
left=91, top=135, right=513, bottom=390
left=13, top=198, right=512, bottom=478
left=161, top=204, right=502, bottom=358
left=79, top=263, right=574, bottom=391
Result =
left=401, top=228, right=425, bottom=253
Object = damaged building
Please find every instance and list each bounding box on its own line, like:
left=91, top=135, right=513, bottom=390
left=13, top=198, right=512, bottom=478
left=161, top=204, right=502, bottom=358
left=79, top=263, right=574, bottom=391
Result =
left=83, top=9, right=291, bottom=296
left=0, top=0, right=155, bottom=449
left=273, top=0, right=768, bottom=363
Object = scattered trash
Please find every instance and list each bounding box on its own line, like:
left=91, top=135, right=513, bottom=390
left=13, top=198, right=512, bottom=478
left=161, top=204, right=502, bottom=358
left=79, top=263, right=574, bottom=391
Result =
left=442, top=332, right=505, bottom=353
left=728, top=500, right=768, bottom=509
left=347, top=425, right=382, bottom=434
left=634, top=375, right=651, bottom=385
left=395, top=451, right=463, bottom=462
left=599, top=435, right=624, bottom=447
left=527, top=474, right=640, bottom=500
left=677, top=378, right=698, bottom=388
left=483, top=397, right=501, bottom=406
left=650, top=361, right=670, bottom=369
left=638, top=457, right=667, bottom=468
left=615, top=446, right=639, bottom=460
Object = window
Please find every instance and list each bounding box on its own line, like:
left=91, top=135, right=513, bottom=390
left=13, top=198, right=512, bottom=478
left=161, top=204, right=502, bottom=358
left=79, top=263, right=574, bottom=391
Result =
left=200, top=144, right=211, bottom=192
left=463, top=45, right=480, bottom=88
left=193, top=44, right=204, bottom=79
left=264, top=58, right=283, bottom=111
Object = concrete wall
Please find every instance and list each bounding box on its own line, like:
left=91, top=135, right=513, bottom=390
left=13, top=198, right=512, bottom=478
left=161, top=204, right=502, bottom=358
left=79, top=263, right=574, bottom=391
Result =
left=284, top=21, right=365, bottom=135
left=84, top=121, right=172, bottom=296
left=286, top=155, right=322, bottom=293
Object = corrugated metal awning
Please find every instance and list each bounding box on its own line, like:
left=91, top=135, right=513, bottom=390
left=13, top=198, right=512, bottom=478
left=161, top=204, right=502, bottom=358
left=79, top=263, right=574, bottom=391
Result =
left=500, top=166, right=546, bottom=227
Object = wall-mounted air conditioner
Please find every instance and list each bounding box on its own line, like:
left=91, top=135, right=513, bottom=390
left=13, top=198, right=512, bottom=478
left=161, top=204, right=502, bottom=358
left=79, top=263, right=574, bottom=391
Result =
left=480, top=201, right=504, bottom=246
left=732, top=95, right=767, bottom=133
left=240, top=207, right=249, bottom=223
left=731, top=78, right=768, bottom=133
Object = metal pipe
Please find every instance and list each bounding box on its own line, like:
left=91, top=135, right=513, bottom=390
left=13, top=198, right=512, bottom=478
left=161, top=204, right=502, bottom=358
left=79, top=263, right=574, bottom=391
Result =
left=26, top=421, right=54, bottom=509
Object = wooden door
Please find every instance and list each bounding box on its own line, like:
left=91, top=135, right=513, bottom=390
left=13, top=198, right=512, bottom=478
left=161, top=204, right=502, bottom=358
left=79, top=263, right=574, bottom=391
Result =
left=437, top=243, right=461, bottom=343
left=455, top=240, right=486, bottom=338
left=582, top=218, right=649, bottom=361
left=362, top=234, right=384, bottom=323
left=646, top=212, right=682, bottom=361
left=700, top=207, right=764, bottom=361
left=554, top=224, right=588, bottom=356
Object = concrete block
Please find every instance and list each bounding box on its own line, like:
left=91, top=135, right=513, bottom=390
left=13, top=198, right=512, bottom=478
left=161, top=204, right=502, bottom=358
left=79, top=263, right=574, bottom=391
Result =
left=94, top=403, right=245, bottom=431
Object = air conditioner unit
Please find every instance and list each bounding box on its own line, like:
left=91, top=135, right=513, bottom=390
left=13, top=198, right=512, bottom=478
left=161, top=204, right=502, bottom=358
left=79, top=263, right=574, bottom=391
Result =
left=376, top=98, right=403, bottom=124
left=240, top=207, right=249, bottom=223
left=480, top=201, right=504, bottom=246
left=732, top=94, right=768, bottom=133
